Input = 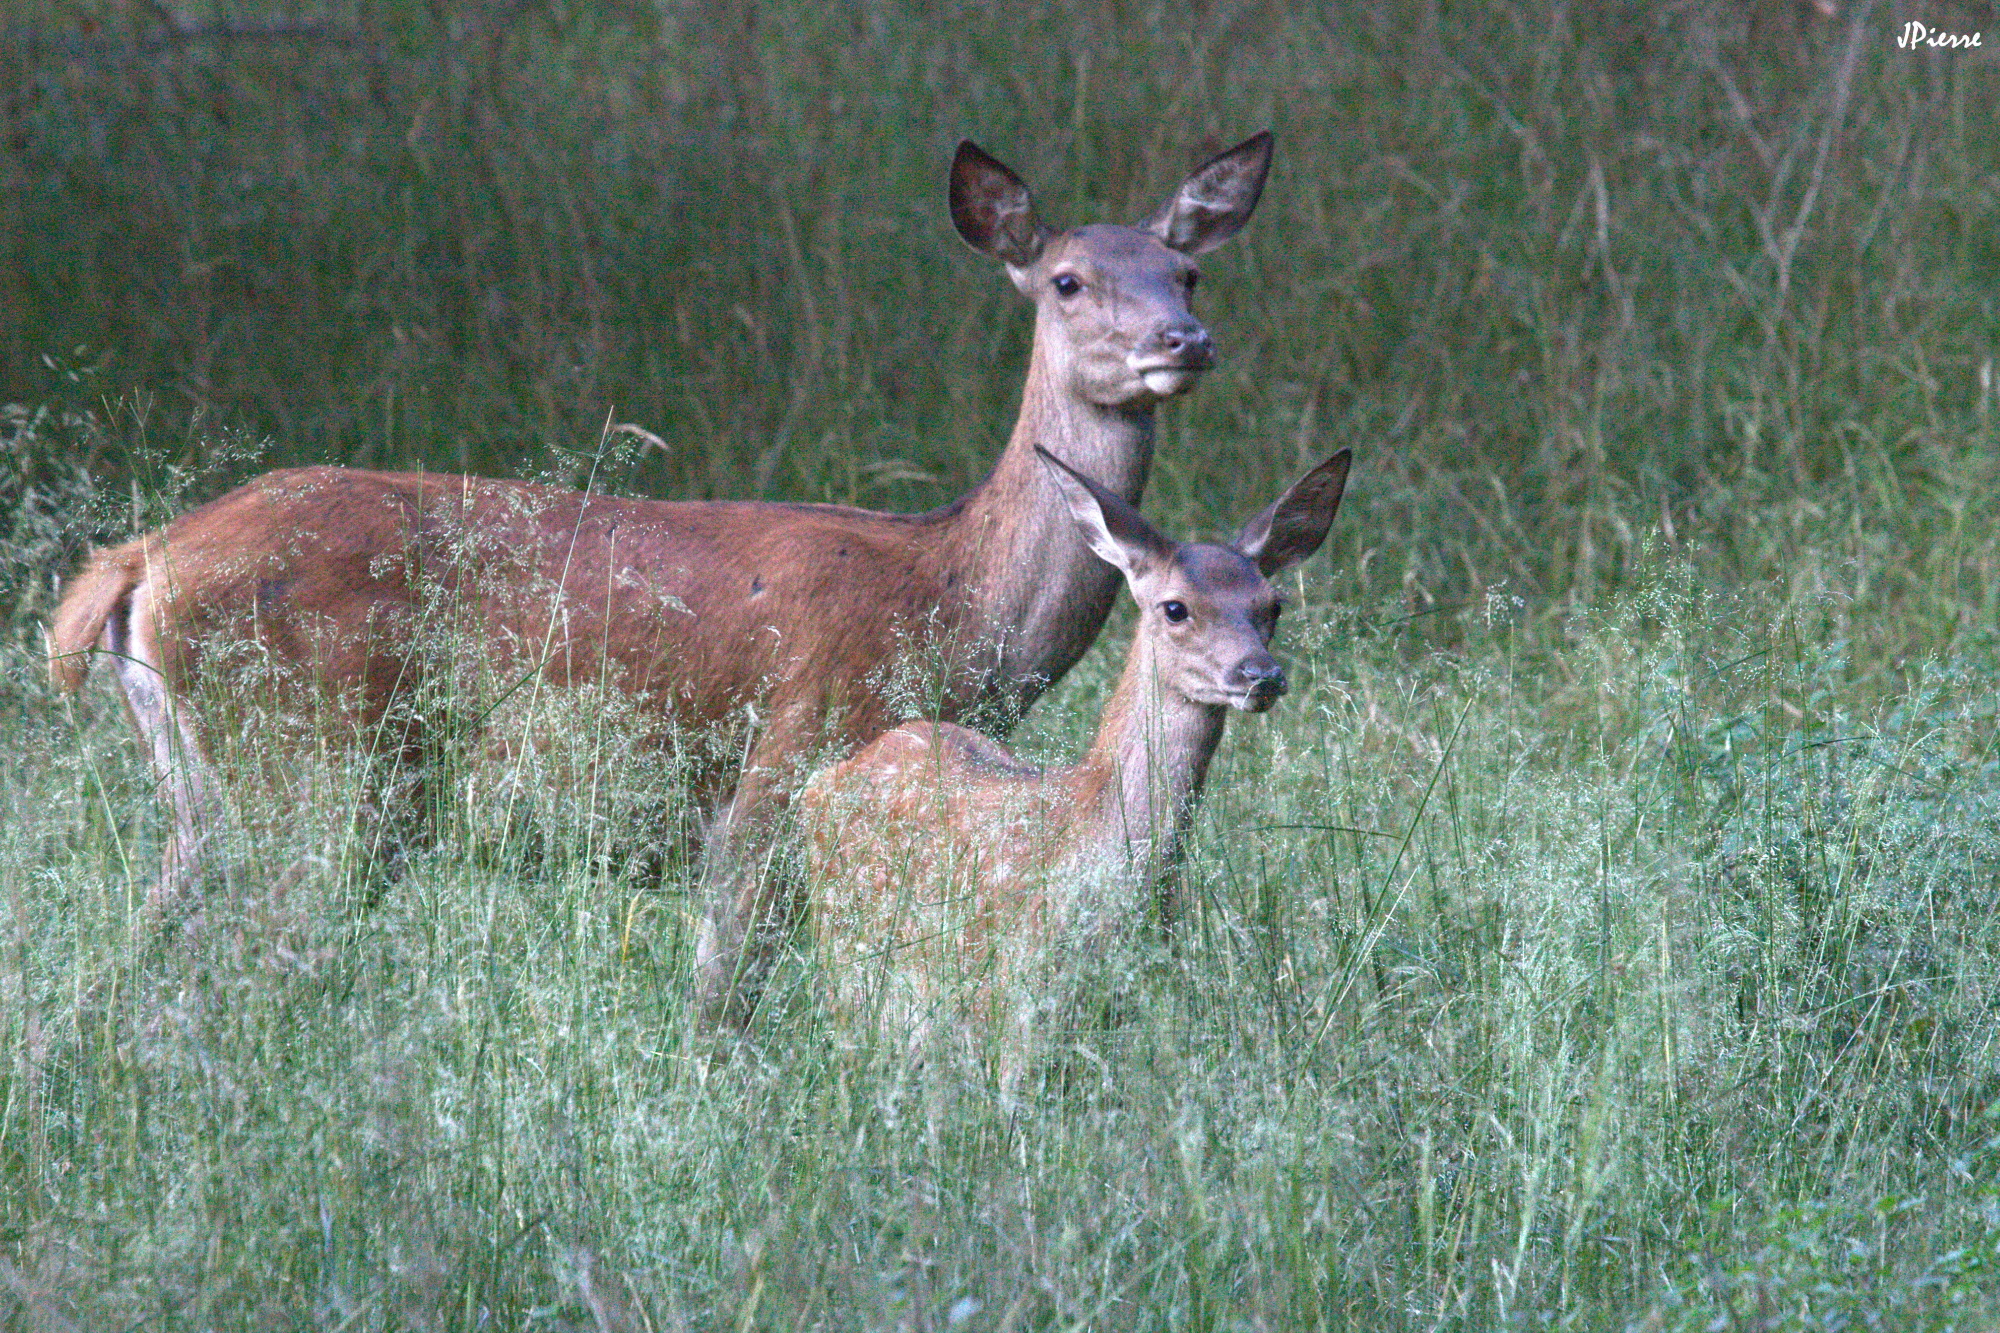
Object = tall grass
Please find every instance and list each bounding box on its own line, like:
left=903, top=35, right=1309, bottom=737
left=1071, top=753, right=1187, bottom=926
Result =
left=8, top=445, right=2000, bottom=1328
left=6, top=0, right=2000, bottom=1328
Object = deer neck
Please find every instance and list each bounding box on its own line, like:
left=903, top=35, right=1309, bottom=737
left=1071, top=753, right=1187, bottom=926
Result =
left=1077, top=632, right=1229, bottom=886
left=944, top=335, right=1159, bottom=709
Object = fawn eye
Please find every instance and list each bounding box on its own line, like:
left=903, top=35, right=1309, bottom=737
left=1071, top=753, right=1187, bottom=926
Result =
left=1184, top=270, right=1199, bottom=293
left=1162, top=600, right=1189, bottom=623
left=1052, top=273, right=1083, bottom=297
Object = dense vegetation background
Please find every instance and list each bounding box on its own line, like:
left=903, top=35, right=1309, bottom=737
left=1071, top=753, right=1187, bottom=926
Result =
left=4, top=0, right=2000, bottom=1328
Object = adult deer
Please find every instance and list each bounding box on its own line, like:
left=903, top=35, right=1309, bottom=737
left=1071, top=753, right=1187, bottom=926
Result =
left=803, top=446, right=1351, bottom=1092
left=45, top=131, right=1274, bottom=1024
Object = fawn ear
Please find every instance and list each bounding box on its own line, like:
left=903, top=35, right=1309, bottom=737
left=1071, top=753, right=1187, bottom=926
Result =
left=1141, top=131, right=1274, bottom=255
left=951, top=140, right=1048, bottom=268
left=1036, top=446, right=1173, bottom=578
left=1233, top=449, right=1351, bottom=578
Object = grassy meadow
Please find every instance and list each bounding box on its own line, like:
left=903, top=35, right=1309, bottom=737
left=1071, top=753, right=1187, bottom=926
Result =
left=6, top=0, right=2000, bottom=1327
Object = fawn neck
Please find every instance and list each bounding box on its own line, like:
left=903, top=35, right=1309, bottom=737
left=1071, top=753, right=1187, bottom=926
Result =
left=1077, top=627, right=1228, bottom=883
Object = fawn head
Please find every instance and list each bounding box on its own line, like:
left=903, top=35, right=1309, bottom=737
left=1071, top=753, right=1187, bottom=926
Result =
left=1035, top=446, right=1352, bottom=712
left=951, top=133, right=1274, bottom=409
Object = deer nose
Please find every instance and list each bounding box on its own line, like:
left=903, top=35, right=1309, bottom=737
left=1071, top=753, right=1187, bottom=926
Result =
left=1155, top=322, right=1213, bottom=367
left=1233, top=656, right=1287, bottom=709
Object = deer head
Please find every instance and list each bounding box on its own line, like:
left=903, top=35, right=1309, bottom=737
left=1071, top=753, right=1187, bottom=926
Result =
left=1035, top=444, right=1352, bottom=713
left=951, top=134, right=1274, bottom=408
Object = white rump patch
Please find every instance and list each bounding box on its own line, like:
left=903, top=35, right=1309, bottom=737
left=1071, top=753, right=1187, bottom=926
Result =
left=113, top=581, right=218, bottom=887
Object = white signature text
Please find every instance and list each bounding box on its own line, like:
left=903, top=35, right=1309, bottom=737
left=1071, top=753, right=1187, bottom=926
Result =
left=1897, top=20, right=1983, bottom=48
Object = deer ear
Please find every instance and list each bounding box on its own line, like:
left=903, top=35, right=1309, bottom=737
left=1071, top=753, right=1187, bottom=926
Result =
left=1141, top=131, right=1274, bottom=255
left=951, top=140, right=1048, bottom=268
left=1233, top=449, right=1351, bottom=578
left=1035, top=446, right=1173, bottom=578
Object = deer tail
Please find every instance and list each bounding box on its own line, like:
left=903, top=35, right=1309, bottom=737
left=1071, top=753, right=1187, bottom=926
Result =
left=46, top=541, right=146, bottom=693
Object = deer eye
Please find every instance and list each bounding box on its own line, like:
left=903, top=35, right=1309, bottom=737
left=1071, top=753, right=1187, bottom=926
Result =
left=1162, top=600, right=1189, bottom=623
left=1051, top=273, right=1083, bottom=297
left=1184, top=270, right=1199, bottom=293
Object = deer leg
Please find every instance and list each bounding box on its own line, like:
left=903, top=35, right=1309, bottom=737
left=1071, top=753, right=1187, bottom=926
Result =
left=693, top=774, right=788, bottom=1029
left=693, top=713, right=825, bottom=1030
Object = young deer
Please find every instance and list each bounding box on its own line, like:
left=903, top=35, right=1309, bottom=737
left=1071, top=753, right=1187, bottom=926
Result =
left=802, top=445, right=1351, bottom=1087
left=43, top=134, right=1274, bottom=1024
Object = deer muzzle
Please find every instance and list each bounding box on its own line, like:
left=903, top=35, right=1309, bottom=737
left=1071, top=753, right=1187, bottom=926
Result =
left=1231, top=657, right=1287, bottom=712
left=1132, top=321, right=1215, bottom=397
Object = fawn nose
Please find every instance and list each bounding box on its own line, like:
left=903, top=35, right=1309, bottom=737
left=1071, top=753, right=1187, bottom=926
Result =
left=1154, top=322, right=1214, bottom=368
left=1233, top=656, right=1287, bottom=710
